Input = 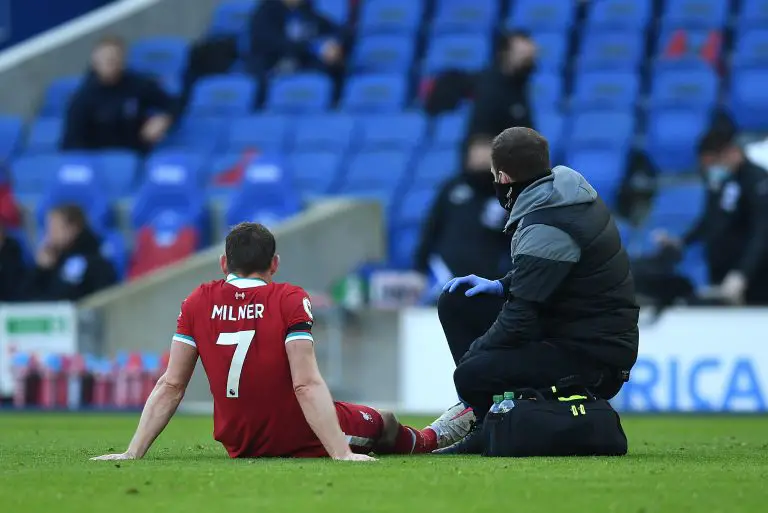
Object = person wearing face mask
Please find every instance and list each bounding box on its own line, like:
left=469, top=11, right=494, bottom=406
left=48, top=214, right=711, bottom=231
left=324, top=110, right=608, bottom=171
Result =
left=414, top=137, right=511, bottom=307
left=655, top=129, right=768, bottom=305
left=435, top=128, right=639, bottom=454
left=468, top=30, right=537, bottom=139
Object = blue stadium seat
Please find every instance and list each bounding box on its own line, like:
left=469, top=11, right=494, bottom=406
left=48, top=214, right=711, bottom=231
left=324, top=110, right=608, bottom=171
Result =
left=131, top=183, right=205, bottom=231
left=340, top=74, right=407, bottom=112
left=645, top=183, right=706, bottom=235
left=586, top=0, right=653, bottom=31
left=578, top=31, right=644, bottom=71
left=663, top=0, right=728, bottom=29
left=226, top=114, right=292, bottom=153
left=432, top=111, right=469, bottom=148
left=315, top=0, right=349, bottom=24
left=507, top=0, right=576, bottom=32
left=359, top=0, right=423, bottom=35
left=729, top=68, right=768, bottom=130
left=571, top=71, right=639, bottom=110
left=160, top=116, right=225, bottom=155
left=646, top=107, right=710, bottom=172
left=225, top=157, right=301, bottom=228
left=565, top=146, right=629, bottom=207
left=733, top=30, right=768, bottom=67
left=100, top=231, right=128, bottom=280
left=649, top=67, right=718, bottom=109
left=530, top=72, right=564, bottom=112
left=292, top=113, right=356, bottom=152
left=535, top=111, right=565, bottom=162
left=288, top=151, right=343, bottom=196
left=98, top=151, right=139, bottom=198
left=208, top=0, right=257, bottom=36
left=423, top=35, right=491, bottom=74
left=0, top=116, right=22, bottom=161
left=158, top=74, right=183, bottom=97
left=27, top=118, right=63, bottom=153
left=532, top=33, right=569, bottom=72
left=412, top=149, right=461, bottom=185
left=352, top=35, right=414, bottom=73
left=266, top=73, right=332, bottom=113
left=188, top=75, right=256, bottom=116
left=41, top=76, right=81, bottom=117
left=145, top=151, right=206, bottom=188
left=207, top=151, right=259, bottom=189
left=389, top=225, right=421, bottom=269
left=359, top=112, right=426, bottom=151
left=432, top=0, right=498, bottom=34
left=340, top=151, right=410, bottom=195
left=738, top=0, right=768, bottom=31
left=655, top=28, right=721, bottom=63
left=10, top=155, right=57, bottom=197
left=128, top=37, right=188, bottom=77
left=567, top=110, right=635, bottom=150
left=394, top=187, right=440, bottom=227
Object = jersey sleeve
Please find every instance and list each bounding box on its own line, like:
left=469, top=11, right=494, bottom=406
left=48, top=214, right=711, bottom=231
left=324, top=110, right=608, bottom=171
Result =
left=172, top=288, right=200, bottom=348
left=282, top=285, right=314, bottom=345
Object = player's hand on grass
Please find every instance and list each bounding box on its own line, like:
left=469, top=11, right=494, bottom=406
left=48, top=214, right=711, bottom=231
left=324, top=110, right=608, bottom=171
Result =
left=334, top=453, right=377, bottom=462
left=90, top=452, right=137, bottom=461
left=443, top=275, right=503, bottom=297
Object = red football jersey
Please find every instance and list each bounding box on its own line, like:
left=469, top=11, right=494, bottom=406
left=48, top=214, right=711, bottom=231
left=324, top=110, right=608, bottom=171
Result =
left=174, top=273, right=322, bottom=458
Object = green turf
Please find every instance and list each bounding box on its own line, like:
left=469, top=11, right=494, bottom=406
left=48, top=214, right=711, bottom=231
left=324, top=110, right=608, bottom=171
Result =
left=1, top=414, right=767, bottom=512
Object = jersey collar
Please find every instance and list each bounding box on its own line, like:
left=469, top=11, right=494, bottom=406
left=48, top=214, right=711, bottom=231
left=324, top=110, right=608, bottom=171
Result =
left=225, top=273, right=268, bottom=289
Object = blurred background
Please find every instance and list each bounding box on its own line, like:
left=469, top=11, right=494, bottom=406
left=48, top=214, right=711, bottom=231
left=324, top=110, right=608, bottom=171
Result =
left=0, top=0, right=766, bottom=415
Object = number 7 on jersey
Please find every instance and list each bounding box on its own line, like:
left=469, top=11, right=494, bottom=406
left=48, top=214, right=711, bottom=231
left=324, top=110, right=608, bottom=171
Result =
left=216, top=330, right=255, bottom=398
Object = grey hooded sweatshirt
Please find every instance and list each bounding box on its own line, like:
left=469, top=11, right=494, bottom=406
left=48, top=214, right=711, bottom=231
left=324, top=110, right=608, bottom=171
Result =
left=470, top=166, right=639, bottom=370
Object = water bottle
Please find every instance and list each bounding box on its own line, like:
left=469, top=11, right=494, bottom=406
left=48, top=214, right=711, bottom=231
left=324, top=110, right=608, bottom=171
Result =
left=498, top=392, right=516, bottom=413
left=489, top=395, right=503, bottom=414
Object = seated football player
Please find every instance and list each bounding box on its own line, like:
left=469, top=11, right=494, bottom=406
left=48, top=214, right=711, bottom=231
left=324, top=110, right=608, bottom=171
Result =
left=91, top=222, right=474, bottom=461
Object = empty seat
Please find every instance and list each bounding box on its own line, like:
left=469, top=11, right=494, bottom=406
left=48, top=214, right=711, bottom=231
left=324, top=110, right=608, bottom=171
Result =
left=100, top=230, right=128, bottom=280
left=359, top=0, right=423, bottom=35
left=266, top=73, right=332, bottom=113
left=389, top=225, right=421, bottom=269
left=128, top=211, right=199, bottom=279
left=207, top=151, right=261, bottom=188
left=738, top=0, right=768, bottom=31
left=340, top=74, right=407, bottom=112
left=10, top=156, right=57, bottom=196
left=352, top=35, right=414, bottom=73
left=587, top=0, right=653, bottom=31
left=288, top=151, right=343, bottom=195
left=733, top=30, right=768, bottom=67
left=432, top=111, right=469, bottom=148
left=394, top=187, right=440, bottom=226
left=532, top=32, right=569, bottom=72
left=578, top=31, right=644, bottom=71
left=40, top=77, right=81, bottom=117
left=663, top=0, right=728, bottom=30
left=412, top=149, right=461, bottom=185
left=188, top=75, right=257, bottom=116
left=645, top=183, right=706, bottom=234
left=128, top=37, right=188, bottom=77
left=315, top=0, right=349, bottom=24
left=98, top=151, right=139, bottom=198
left=432, top=0, right=498, bottom=34
left=567, top=110, right=635, bottom=150
left=160, top=116, right=225, bottom=154
left=507, top=0, right=576, bottom=32
left=145, top=151, right=206, bottom=188
left=340, top=151, right=410, bottom=195
left=646, top=107, right=710, bottom=172
left=529, top=72, right=564, bottom=111
left=225, top=157, right=301, bottom=228
left=423, top=35, right=490, bottom=74
left=292, top=113, right=356, bottom=151
left=535, top=111, right=566, bottom=161
left=359, top=112, right=426, bottom=151
left=131, top=181, right=205, bottom=231
left=226, top=114, right=292, bottom=153
left=571, top=71, right=639, bottom=110
left=729, top=68, right=768, bottom=130
left=566, top=146, right=629, bottom=207
left=0, top=116, right=22, bottom=161
left=27, top=118, right=63, bottom=153
left=208, top=0, right=257, bottom=36
left=656, top=28, right=722, bottom=63
left=649, top=67, right=718, bottom=109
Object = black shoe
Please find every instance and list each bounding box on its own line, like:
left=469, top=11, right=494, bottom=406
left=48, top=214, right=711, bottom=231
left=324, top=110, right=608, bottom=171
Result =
left=432, top=423, right=484, bottom=455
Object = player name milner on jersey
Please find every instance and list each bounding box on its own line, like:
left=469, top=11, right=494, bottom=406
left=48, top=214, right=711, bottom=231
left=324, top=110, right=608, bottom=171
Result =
left=211, top=303, right=265, bottom=321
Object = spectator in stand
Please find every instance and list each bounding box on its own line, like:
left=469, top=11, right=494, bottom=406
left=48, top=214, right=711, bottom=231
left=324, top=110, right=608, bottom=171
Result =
left=62, top=36, right=175, bottom=153
left=24, top=205, right=116, bottom=302
left=468, top=31, right=537, bottom=139
left=656, top=129, right=768, bottom=305
left=415, top=137, right=510, bottom=301
left=249, top=0, right=346, bottom=96
left=0, top=225, right=26, bottom=302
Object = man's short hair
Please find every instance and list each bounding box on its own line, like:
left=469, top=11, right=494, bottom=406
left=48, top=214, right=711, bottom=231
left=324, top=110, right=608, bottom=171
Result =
left=50, top=204, right=86, bottom=230
left=96, top=35, right=125, bottom=50
left=698, top=128, right=735, bottom=156
left=491, top=127, right=551, bottom=181
left=225, top=222, right=276, bottom=276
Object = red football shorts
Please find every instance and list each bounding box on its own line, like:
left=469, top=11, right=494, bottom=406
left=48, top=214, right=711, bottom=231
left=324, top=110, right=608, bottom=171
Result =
left=296, top=401, right=384, bottom=457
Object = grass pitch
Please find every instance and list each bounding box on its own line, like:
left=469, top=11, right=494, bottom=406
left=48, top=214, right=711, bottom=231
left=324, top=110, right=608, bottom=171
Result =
left=1, top=414, right=767, bottom=513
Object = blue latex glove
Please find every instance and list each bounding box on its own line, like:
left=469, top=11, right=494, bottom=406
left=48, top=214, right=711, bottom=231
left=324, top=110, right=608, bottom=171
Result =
left=442, top=275, right=503, bottom=297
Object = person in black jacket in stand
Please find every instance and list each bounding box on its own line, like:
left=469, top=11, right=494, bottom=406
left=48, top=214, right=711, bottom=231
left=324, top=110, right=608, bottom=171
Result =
left=62, top=36, right=175, bottom=153
left=414, top=137, right=511, bottom=305
left=0, top=225, right=26, bottom=302
left=468, top=31, right=537, bottom=138
left=655, top=129, right=768, bottom=305
left=435, top=128, right=639, bottom=454
left=24, top=205, right=116, bottom=302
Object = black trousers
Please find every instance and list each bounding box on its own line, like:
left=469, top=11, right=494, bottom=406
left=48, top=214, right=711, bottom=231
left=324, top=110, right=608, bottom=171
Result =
left=437, top=286, right=624, bottom=419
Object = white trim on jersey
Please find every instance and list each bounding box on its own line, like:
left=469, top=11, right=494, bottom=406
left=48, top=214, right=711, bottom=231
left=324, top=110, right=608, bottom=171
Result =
left=172, top=333, right=197, bottom=347
left=285, top=331, right=314, bottom=344
left=225, top=273, right=268, bottom=289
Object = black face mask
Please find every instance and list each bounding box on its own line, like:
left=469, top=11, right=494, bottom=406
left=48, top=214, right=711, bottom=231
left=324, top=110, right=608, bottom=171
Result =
left=494, top=178, right=541, bottom=211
